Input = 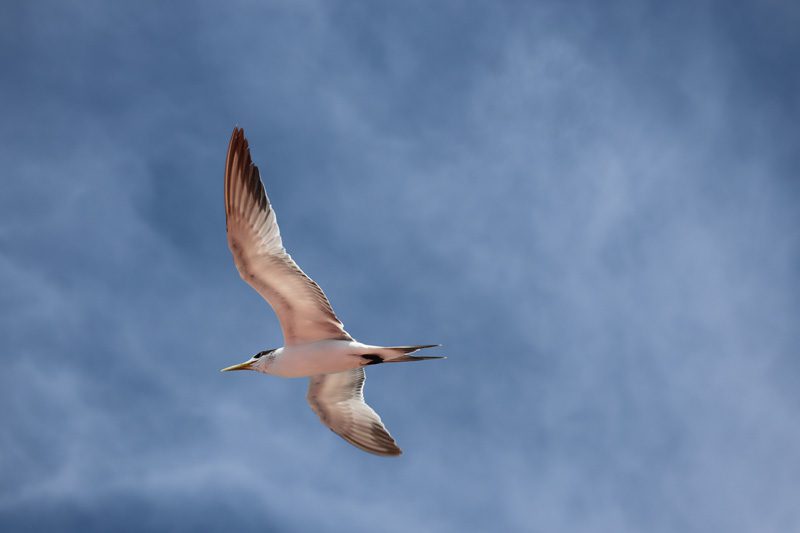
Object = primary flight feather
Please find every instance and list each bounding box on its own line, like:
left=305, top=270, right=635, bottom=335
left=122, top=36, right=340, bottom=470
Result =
left=221, top=127, right=443, bottom=456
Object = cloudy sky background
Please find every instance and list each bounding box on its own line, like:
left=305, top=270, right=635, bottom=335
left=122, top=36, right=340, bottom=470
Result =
left=1, top=1, right=799, bottom=531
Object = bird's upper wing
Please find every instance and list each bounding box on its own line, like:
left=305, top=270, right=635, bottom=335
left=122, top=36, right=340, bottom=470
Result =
left=224, top=127, right=352, bottom=346
left=307, top=368, right=402, bottom=456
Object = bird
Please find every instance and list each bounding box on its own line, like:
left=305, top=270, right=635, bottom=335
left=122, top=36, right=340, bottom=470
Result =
left=220, top=127, right=443, bottom=456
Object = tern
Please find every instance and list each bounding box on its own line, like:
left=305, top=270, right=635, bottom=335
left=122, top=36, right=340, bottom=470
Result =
left=220, top=128, right=443, bottom=456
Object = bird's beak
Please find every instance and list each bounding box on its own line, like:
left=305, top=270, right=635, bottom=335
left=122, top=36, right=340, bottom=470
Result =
left=220, top=361, right=254, bottom=372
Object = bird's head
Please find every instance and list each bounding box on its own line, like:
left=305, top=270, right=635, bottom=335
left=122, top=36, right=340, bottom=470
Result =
left=220, top=349, right=276, bottom=373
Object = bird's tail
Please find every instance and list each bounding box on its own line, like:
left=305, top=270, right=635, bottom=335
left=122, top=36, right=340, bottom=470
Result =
left=378, top=344, right=445, bottom=363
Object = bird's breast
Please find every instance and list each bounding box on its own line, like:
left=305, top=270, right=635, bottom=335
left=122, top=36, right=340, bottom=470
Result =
left=266, top=340, right=367, bottom=378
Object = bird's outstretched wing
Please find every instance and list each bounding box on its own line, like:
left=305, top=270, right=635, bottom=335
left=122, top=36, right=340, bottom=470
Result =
left=225, top=127, right=352, bottom=346
left=307, top=369, right=402, bottom=456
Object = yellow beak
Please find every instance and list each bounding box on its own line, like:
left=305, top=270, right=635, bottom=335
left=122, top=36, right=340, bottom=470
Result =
left=220, top=361, right=254, bottom=372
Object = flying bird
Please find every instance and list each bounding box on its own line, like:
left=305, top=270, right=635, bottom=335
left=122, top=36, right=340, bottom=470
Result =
left=220, top=127, right=443, bottom=456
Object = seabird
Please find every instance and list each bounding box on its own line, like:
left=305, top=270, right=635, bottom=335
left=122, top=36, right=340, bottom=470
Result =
left=220, top=127, right=443, bottom=456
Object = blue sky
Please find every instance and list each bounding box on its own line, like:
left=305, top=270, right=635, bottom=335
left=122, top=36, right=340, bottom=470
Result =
left=1, top=1, right=799, bottom=531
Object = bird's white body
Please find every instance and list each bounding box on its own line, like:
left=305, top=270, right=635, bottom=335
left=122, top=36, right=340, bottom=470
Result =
left=255, top=340, right=379, bottom=378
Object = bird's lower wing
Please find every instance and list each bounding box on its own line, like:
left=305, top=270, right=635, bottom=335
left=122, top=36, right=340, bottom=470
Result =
left=225, top=128, right=352, bottom=346
left=307, top=369, right=402, bottom=456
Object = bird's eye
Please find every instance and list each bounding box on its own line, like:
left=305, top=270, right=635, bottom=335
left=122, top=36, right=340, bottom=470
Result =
left=253, top=352, right=264, bottom=359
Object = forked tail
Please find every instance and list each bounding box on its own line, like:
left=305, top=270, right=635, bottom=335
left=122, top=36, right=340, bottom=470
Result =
left=378, top=344, right=445, bottom=363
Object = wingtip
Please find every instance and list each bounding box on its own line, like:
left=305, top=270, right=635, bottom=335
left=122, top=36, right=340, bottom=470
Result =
left=230, top=126, right=246, bottom=146
left=373, top=446, right=403, bottom=457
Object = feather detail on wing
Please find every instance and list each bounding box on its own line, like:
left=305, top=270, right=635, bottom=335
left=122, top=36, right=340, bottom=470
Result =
left=224, top=128, right=352, bottom=346
left=307, top=369, right=402, bottom=456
